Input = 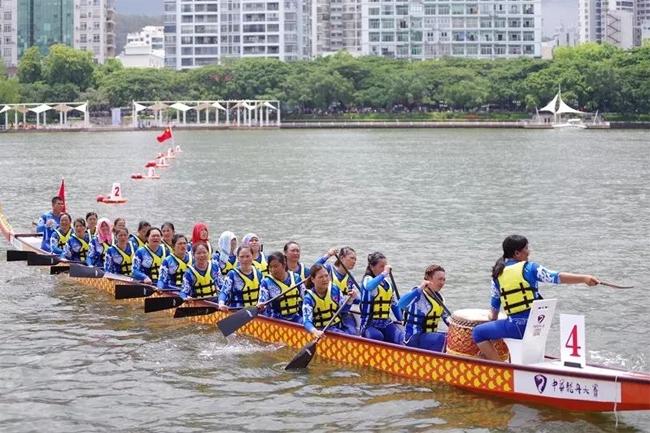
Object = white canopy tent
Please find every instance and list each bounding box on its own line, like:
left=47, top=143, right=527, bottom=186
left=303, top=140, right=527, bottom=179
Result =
left=0, top=102, right=89, bottom=129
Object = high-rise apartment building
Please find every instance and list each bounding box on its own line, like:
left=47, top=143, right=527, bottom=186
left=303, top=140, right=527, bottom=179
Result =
left=164, top=0, right=312, bottom=70
left=578, top=0, right=639, bottom=47
left=2, top=0, right=115, bottom=65
left=361, top=0, right=542, bottom=59
left=0, top=0, right=18, bottom=68
left=312, top=0, right=362, bottom=56
left=117, top=26, right=165, bottom=68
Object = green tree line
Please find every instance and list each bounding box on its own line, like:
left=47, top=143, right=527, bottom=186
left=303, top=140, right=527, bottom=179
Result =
left=2, top=43, right=650, bottom=116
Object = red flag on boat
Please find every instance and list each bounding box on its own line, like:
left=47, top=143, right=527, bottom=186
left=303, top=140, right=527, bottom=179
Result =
left=156, top=127, right=173, bottom=143
left=58, top=178, right=66, bottom=212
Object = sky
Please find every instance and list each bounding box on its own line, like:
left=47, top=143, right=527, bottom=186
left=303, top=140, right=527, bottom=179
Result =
left=115, top=0, right=580, bottom=37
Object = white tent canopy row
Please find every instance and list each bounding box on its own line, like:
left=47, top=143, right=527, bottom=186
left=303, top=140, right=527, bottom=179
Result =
left=0, top=102, right=89, bottom=129
left=132, top=100, right=281, bottom=128
left=539, top=90, right=588, bottom=116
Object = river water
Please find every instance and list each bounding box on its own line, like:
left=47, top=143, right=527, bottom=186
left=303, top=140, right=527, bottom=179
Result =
left=0, top=129, right=648, bottom=432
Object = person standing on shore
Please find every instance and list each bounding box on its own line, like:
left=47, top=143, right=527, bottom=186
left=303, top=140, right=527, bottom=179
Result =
left=36, top=196, right=64, bottom=252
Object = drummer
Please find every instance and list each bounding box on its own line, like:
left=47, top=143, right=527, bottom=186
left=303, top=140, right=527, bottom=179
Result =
left=397, top=264, right=450, bottom=352
left=472, top=235, right=599, bottom=361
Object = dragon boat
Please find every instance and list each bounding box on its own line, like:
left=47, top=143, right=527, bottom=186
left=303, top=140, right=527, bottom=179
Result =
left=1, top=207, right=649, bottom=413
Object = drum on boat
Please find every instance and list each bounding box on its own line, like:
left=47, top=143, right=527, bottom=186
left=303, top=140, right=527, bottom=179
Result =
left=446, top=308, right=510, bottom=362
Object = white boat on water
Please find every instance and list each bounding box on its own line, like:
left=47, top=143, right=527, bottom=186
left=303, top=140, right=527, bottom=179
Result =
left=552, top=118, right=588, bottom=129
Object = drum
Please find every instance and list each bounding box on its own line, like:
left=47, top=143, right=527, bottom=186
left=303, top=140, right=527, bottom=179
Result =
left=446, top=309, right=510, bottom=362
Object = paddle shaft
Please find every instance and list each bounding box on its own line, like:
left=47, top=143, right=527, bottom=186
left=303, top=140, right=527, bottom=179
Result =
left=599, top=281, right=633, bottom=289
left=430, top=291, right=453, bottom=317
left=315, top=294, right=352, bottom=340
left=260, top=278, right=306, bottom=308
left=333, top=253, right=362, bottom=291
left=388, top=269, right=401, bottom=301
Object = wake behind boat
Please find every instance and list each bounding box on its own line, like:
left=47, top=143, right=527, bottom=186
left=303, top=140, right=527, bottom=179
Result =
left=1, top=207, right=649, bottom=413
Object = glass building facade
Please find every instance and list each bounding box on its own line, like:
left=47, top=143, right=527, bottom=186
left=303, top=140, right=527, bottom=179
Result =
left=17, top=0, right=74, bottom=57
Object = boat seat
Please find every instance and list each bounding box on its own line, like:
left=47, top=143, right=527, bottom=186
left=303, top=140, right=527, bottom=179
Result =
left=503, top=299, right=557, bottom=365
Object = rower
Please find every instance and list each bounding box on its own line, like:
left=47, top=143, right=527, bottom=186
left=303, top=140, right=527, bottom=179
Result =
left=303, top=264, right=357, bottom=337
left=190, top=222, right=213, bottom=256
left=104, top=227, right=133, bottom=275
left=112, top=217, right=126, bottom=243
left=243, top=233, right=268, bottom=277
left=215, top=230, right=238, bottom=277
left=36, top=196, right=64, bottom=252
left=85, top=212, right=98, bottom=239
left=316, top=247, right=359, bottom=335
left=158, top=234, right=191, bottom=291
left=128, top=220, right=150, bottom=253
left=258, top=252, right=304, bottom=323
left=87, top=218, right=112, bottom=267
left=132, top=227, right=168, bottom=285
left=359, top=252, right=403, bottom=344
left=64, top=218, right=90, bottom=263
left=284, top=241, right=309, bottom=280
left=160, top=222, right=175, bottom=254
left=49, top=212, right=72, bottom=256
left=180, top=242, right=220, bottom=299
left=472, top=235, right=599, bottom=361
left=218, top=245, right=263, bottom=310
left=398, top=264, right=449, bottom=352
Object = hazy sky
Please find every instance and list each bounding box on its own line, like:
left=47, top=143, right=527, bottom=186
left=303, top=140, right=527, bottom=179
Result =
left=115, top=0, right=580, bottom=37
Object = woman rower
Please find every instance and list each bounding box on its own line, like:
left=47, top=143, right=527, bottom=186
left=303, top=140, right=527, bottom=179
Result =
left=129, top=220, right=150, bottom=253
left=87, top=218, right=112, bottom=267
left=257, top=252, right=304, bottom=322
left=64, top=218, right=91, bottom=262
left=180, top=243, right=220, bottom=299
left=49, top=212, right=72, bottom=256
left=359, top=252, right=403, bottom=344
left=472, top=235, right=599, bottom=361
left=316, top=247, right=359, bottom=335
left=242, top=233, right=268, bottom=276
left=215, top=231, right=238, bottom=276
left=218, top=245, right=263, bottom=310
left=104, top=227, right=133, bottom=275
left=190, top=222, right=213, bottom=256
left=398, top=264, right=450, bottom=352
left=284, top=241, right=309, bottom=280
left=161, top=222, right=175, bottom=253
left=112, top=217, right=126, bottom=243
left=303, top=264, right=357, bottom=337
left=85, top=212, right=98, bottom=238
left=132, top=227, right=168, bottom=285
left=158, top=234, right=191, bottom=291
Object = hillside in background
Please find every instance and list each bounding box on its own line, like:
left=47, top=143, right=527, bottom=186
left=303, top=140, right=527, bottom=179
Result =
left=115, top=14, right=164, bottom=54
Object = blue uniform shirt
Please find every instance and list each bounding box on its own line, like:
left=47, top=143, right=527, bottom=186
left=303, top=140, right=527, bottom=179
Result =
left=132, top=245, right=167, bottom=283
left=87, top=237, right=111, bottom=267
left=64, top=233, right=90, bottom=262
left=36, top=211, right=60, bottom=252
left=360, top=274, right=402, bottom=330
left=398, top=287, right=450, bottom=340
left=302, top=285, right=349, bottom=333
left=158, top=253, right=191, bottom=291
left=49, top=228, right=71, bottom=256
left=259, top=272, right=304, bottom=320
left=180, top=263, right=221, bottom=299
left=218, top=267, right=264, bottom=308
left=104, top=243, right=133, bottom=275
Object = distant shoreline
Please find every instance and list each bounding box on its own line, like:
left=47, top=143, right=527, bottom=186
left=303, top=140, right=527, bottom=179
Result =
left=1, top=120, right=649, bottom=133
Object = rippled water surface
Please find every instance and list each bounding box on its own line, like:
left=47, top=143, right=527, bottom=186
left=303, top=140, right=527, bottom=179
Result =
left=0, top=129, right=648, bottom=432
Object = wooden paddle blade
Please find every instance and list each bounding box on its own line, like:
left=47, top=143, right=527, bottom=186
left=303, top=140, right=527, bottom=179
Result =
left=50, top=265, right=70, bottom=275
left=27, top=254, right=59, bottom=266
left=285, top=341, right=318, bottom=370
left=144, top=296, right=184, bottom=313
left=115, top=284, right=156, bottom=300
left=173, top=306, right=218, bottom=318
left=69, top=264, right=104, bottom=278
left=217, top=307, right=258, bottom=337
left=6, top=250, right=34, bottom=261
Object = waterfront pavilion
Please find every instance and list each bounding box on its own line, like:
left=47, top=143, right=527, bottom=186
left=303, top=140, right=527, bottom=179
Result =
left=0, top=102, right=90, bottom=129
left=132, top=100, right=281, bottom=128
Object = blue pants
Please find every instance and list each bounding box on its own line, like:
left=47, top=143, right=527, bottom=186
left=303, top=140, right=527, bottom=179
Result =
left=472, top=317, right=527, bottom=343
left=363, top=323, right=403, bottom=344
left=405, top=332, right=446, bottom=352
left=329, top=325, right=356, bottom=336
left=341, top=313, right=358, bottom=336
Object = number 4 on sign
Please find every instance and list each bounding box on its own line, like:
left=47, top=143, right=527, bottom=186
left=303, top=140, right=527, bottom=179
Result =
left=560, top=314, right=586, bottom=368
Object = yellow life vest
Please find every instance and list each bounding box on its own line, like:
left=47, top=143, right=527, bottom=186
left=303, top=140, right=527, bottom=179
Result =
left=269, top=272, right=300, bottom=316
left=189, top=263, right=217, bottom=298
left=54, top=228, right=72, bottom=250
left=253, top=253, right=268, bottom=276
left=70, top=233, right=90, bottom=262
left=406, top=290, right=444, bottom=333
left=497, top=261, right=536, bottom=315
left=234, top=268, right=260, bottom=306
left=87, top=228, right=97, bottom=239
left=221, top=255, right=237, bottom=275
left=306, top=285, right=341, bottom=329
left=293, top=262, right=307, bottom=281
left=371, top=280, right=393, bottom=321
left=144, top=245, right=165, bottom=283
left=331, top=268, right=349, bottom=294
left=169, top=254, right=191, bottom=287
left=129, top=234, right=146, bottom=251
left=114, top=245, right=133, bottom=275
